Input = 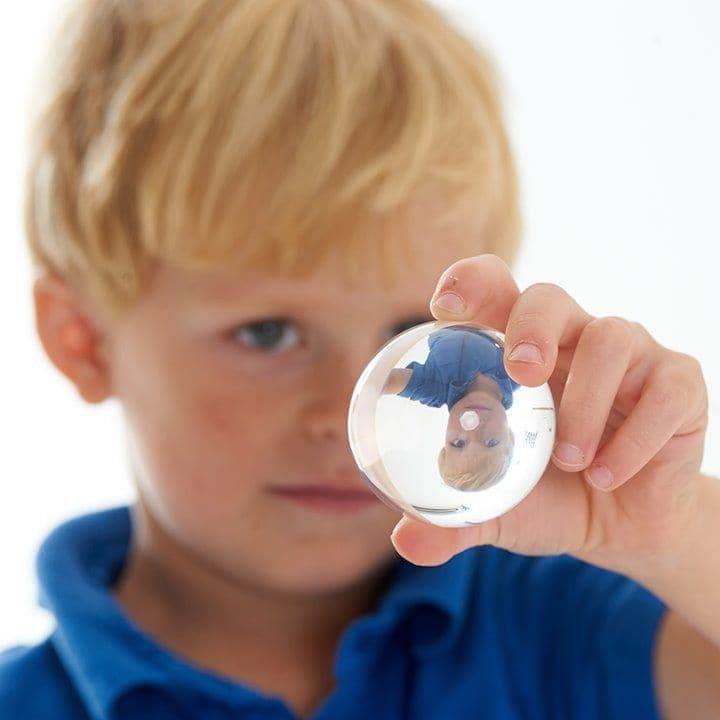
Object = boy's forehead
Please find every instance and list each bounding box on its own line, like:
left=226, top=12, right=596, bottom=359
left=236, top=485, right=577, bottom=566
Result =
left=153, top=262, right=411, bottom=313
left=155, top=220, right=486, bottom=308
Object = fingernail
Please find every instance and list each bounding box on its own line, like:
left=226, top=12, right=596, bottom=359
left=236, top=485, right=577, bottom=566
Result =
left=553, top=442, right=585, bottom=467
left=586, top=464, right=614, bottom=490
left=432, top=292, right=466, bottom=314
left=507, top=342, right=544, bottom=364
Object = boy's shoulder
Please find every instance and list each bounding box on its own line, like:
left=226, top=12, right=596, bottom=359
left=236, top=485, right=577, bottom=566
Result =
left=0, top=637, right=89, bottom=718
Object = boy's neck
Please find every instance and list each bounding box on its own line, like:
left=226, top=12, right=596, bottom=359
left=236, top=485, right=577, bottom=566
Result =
left=112, top=499, right=394, bottom=715
left=467, top=372, right=504, bottom=402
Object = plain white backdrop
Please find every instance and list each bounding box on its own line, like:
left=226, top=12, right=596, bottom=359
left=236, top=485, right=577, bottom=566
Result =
left=1, top=1, right=719, bottom=650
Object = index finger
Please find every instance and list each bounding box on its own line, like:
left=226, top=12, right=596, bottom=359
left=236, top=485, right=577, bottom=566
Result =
left=429, top=254, right=595, bottom=385
left=502, top=282, right=595, bottom=386
left=429, top=254, right=522, bottom=331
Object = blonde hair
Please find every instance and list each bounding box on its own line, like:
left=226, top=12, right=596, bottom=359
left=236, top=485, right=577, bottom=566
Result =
left=25, top=0, right=522, bottom=320
left=438, top=428, right=515, bottom=492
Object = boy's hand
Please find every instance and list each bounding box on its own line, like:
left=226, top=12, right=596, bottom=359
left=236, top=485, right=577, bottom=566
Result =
left=390, top=254, right=709, bottom=578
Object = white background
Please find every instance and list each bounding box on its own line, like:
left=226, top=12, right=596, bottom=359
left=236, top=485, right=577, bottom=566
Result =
left=1, top=1, right=719, bottom=649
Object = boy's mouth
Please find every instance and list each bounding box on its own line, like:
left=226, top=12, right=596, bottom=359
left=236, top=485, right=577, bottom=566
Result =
left=268, top=483, right=379, bottom=514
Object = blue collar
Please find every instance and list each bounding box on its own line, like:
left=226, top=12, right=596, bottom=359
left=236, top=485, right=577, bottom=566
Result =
left=36, top=506, right=477, bottom=718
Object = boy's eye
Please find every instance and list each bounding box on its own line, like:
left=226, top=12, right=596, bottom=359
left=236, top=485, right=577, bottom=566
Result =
left=232, top=315, right=430, bottom=353
left=451, top=439, right=498, bottom=449
left=234, top=319, right=301, bottom=353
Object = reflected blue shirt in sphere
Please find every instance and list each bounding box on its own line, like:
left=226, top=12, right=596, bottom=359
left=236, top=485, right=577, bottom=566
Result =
left=398, top=325, right=520, bottom=410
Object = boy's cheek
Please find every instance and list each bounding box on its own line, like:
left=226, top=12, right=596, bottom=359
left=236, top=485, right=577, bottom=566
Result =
left=123, top=396, right=402, bottom=592
left=139, top=458, right=399, bottom=595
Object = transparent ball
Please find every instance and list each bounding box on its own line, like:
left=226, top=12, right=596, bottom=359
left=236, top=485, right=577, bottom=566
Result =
left=348, top=320, right=556, bottom=528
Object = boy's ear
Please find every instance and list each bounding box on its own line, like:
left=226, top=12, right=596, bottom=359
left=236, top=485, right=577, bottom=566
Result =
left=32, top=270, right=113, bottom=404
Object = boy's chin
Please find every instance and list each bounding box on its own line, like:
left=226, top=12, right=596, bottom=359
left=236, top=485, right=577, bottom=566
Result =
left=468, top=388, right=503, bottom=406
left=244, top=539, right=399, bottom=598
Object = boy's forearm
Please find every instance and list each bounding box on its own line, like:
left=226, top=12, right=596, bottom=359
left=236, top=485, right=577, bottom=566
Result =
left=620, top=473, right=720, bottom=650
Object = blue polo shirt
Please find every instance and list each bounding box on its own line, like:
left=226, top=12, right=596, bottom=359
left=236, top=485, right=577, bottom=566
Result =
left=0, top=506, right=667, bottom=719
left=399, top=325, right=521, bottom=411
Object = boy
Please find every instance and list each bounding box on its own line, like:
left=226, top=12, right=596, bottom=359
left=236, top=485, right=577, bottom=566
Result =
left=382, top=323, right=519, bottom=492
left=2, top=1, right=720, bottom=719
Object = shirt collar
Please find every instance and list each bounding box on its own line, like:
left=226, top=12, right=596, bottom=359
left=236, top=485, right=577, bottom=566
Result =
left=377, top=542, right=476, bottom=658
left=36, top=505, right=476, bottom=717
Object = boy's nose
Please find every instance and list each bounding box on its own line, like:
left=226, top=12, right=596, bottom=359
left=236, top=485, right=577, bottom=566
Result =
left=302, top=350, right=373, bottom=443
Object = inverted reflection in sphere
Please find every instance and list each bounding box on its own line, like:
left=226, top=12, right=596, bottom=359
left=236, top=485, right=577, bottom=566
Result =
left=348, top=321, right=556, bottom=527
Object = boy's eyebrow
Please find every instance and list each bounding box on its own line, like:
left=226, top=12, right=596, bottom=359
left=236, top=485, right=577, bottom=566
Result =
left=187, top=286, right=339, bottom=310
left=184, top=281, right=421, bottom=312
left=176, top=277, right=299, bottom=306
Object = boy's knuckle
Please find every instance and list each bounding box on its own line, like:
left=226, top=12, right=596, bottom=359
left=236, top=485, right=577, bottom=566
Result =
left=579, top=317, right=633, bottom=364
left=507, top=311, right=550, bottom=345
left=675, top=351, right=704, bottom=380
left=525, top=282, right=565, bottom=303
left=584, top=316, right=634, bottom=346
left=650, top=365, right=692, bottom=411
left=670, top=353, right=708, bottom=414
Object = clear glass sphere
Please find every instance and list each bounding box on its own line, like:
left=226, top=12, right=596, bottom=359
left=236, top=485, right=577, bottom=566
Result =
left=348, top=320, right=556, bottom=527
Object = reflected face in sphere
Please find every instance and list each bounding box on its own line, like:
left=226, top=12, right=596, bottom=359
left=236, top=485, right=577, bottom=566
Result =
left=443, top=385, right=513, bottom=482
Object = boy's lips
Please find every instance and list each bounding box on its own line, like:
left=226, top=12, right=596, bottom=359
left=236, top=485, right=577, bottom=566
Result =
left=268, top=482, right=380, bottom=513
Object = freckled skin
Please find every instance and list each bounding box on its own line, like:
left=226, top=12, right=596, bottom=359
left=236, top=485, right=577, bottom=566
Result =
left=100, top=218, right=488, bottom=602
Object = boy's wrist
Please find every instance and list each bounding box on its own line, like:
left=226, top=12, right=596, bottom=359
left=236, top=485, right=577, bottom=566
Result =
left=613, top=473, right=720, bottom=648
